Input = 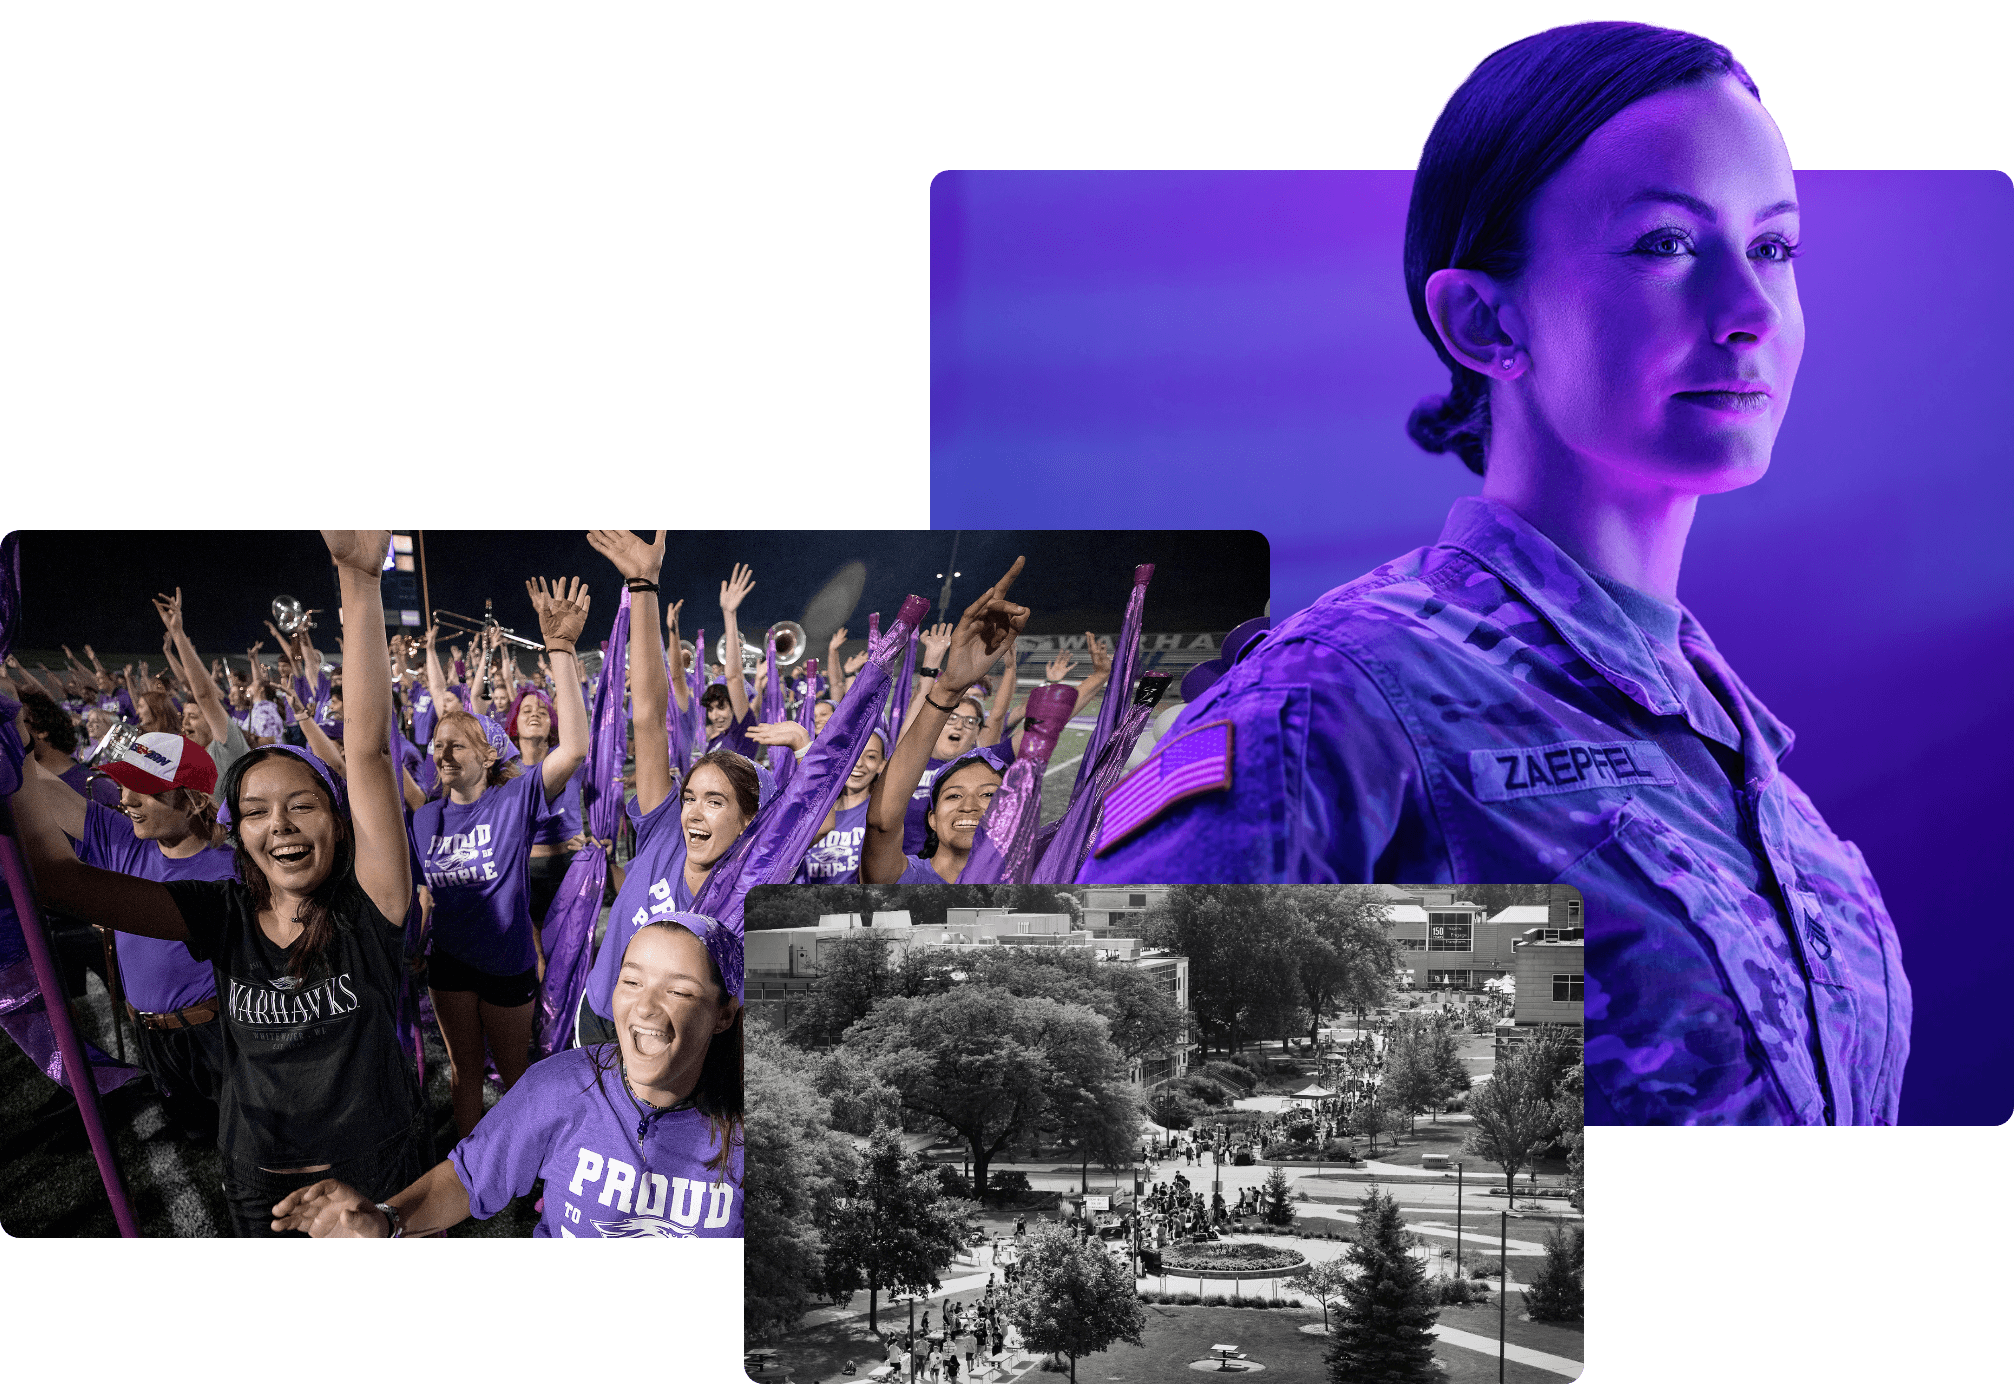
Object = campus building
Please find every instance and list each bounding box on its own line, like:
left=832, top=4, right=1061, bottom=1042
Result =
left=1078, top=886, right=1171, bottom=939
left=742, top=908, right=1194, bottom=1084
left=1383, top=885, right=1584, bottom=992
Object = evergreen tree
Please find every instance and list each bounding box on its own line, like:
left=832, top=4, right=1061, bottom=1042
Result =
left=1260, top=1165, right=1297, bottom=1227
left=1327, top=1183, right=1441, bottom=1384
left=1004, top=1223, right=1146, bottom=1384
left=1522, top=1224, right=1584, bottom=1323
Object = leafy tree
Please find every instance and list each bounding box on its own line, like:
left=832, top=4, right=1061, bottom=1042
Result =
left=808, top=1047, right=904, bottom=1136
left=783, top=931, right=901, bottom=1049
left=1004, top=1223, right=1146, bottom=1384
left=744, top=1024, right=861, bottom=1341
left=1259, top=1165, right=1297, bottom=1227
left=1522, top=1224, right=1584, bottom=1323
left=820, top=1128, right=973, bottom=1335
left=1424, top=1023, right=1473, bottom=1122
left=1286, top=1257, right=1352, bottom=1331
left=1327, top=1183, right=1440, bottom=1383
left=1145, top=885, right=1306, bottom=1054
left=965, top=946, right=1186, bottom=1064
left=845, top=984, right=1127, bottom=1199
left=1290, top=888, right=1399, bottom=1048
left=1551, top=1062, right=1585, bottom=1211
left=1381, top=1024, right=1443, bottom=1134
left=1462, top=1056, right=1558, bottom=1203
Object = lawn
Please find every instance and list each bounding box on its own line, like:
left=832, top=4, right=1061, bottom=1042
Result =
left=1057, top=1304, right=1575, bottom=1384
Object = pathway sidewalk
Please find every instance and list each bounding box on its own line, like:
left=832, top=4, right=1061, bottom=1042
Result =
left=1430, top=1323, right=1582, bottom=1379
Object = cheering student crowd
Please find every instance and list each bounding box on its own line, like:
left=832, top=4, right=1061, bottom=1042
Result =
left=0, top=530, right=1201, bottom=1239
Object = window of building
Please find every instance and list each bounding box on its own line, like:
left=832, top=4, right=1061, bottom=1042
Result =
left=1425, top=969, right=1472, bottom=988
left=1129, top=893, right=1148, bottom=908
left=1566, top=898, right=1582, bottom=922
left=1394, top=938, right=1426, bottom=951
left=1552, top=974, right=1584, bottom=1002
left=1427, top=913, right=1472, bottom=951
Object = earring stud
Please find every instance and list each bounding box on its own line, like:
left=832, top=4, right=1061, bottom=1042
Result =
left=1500, top=356, right=1516, bottom=369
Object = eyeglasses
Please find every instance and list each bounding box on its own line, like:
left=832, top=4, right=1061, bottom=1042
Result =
left=944, top=714, right=983, bottom=730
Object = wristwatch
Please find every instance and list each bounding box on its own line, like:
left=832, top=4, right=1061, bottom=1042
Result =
left=917, top=665, right=941, bottom=678
left=375, top=1201, right=406, bottom=1239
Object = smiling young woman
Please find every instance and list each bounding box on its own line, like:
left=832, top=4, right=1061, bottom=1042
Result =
left=570, top=529, right=764, bottom=1049
left=269, top=915, right=742, bottom=1239
left=7, top=530, right=431, bottom=1233
left=1085, top=22, right=1910, bottom=1128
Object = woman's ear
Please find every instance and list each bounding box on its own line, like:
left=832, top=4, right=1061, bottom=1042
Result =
left=713, top=999, right=740, bottom=1035
left=1424, top=268, right=1528, bottom=378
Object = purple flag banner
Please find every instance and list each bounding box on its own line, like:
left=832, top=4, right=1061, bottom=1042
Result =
left=691, top=595, right=931, bottom=943
left=684, top=627, right=707, bottom=763
left=961, top=682, right=1077, bottom=884
left=881, top=610, right=916, bottom=754
left=1070, top=563, right=1153, bottom=803
left=534, top=586, right=633, bottom=1056
left=664, top=646, right=692, bottom=780
left=1033, top=672, right=1172, bottom=882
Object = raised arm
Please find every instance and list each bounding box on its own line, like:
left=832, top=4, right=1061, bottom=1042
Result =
left=865, top=558, right=1028, bottom=883
left=588, top=529, right=671, bottom=816
left=718, top=563, right=755, bottom=725
left=525, top=576, right=592, bottom=801
left=898, top=622, right=955, bottom=739
left=285, top=688, right=348, bottom=777
left=979, top=647, right=1017, bottom=748
left=825, top=626, right=850, bottom=702
left=7, top=753, right=189, bottom=940
left=1074, top=632, right=1113, bottom=713
left=423, top=624, right=449, bottom=713
left=665, top=599, right=691, bottom=714
left=320, top=531, right=409, bottom=925
left=155, top=587, right=234, bottom=747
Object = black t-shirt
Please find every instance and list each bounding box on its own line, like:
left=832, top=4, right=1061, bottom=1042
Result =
left=163, top=875, right=423, bottom=1173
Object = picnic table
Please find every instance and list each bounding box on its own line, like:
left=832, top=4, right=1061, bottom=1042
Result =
left=745, top=1349, right=780, bottom=1373
left=1211, top=1344, right=1249, bottom=1371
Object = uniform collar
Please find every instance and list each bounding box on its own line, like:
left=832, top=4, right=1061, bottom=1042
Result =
left=1436, top=496, right=1794, bottom=773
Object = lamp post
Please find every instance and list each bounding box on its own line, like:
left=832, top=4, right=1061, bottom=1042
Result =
left=1455, top=1162, right=1464, bottom=1278
left=1498, top=1210, right=1508, bottom=1384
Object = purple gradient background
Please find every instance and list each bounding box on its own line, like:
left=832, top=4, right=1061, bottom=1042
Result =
left=931, top=170, right=2014, bottom=1126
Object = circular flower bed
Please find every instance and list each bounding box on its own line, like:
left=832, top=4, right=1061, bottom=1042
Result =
left=1160, top=1240, right=1308, bottom=1274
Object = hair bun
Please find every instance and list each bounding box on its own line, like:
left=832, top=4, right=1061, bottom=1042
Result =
left=1406, top=371, right=1491, bottom=476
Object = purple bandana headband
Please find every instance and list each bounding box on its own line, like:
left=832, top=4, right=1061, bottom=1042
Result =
left=216, top=744, right=348, bottom=829
left=470, top=712, right=521, bottom=764
left=631, top=910, right=745, bottom=1002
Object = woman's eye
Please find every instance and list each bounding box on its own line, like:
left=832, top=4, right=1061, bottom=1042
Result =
left=1750, top=236, right=1799, bottom=263
left=1637, top=230, right=1692, bottom=257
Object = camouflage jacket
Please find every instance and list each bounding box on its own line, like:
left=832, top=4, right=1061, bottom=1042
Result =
left=1083, top=496, right=1910, bottom=1125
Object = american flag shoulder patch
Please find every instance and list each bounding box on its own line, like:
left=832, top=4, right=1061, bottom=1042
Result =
left=1093, top=719, right=1235, bottom=856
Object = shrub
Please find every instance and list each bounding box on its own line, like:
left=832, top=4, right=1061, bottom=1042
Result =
left=935, top=1166, right=972, bottom=1198
left=989, top=1171, right=1031, bottom=1201
left=1287, top=1122, right=1316, bottom=1144
left=1436, top=1275, right=1488, bottom=1306
left=1203, top=1294, right=1230, bottom=1307
left=1466, top=1257, right=1505, bottom=1280
left=1522, top=1225, right=1584, bottom=1323
left=1175, top=1292, right=1200, bottom=1305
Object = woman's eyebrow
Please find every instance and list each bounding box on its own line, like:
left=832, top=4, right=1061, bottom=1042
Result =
left=1621, top=187, right=1798, bottom=224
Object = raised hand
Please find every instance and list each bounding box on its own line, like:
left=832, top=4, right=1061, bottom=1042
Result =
left=151, top=587, right=185, bottom=633
left=746, top=720, right=812, bottom=753
left=719, top=562, right=756, bottom=615
left=1044, top=650, right=1075, bottom=683
left=321, top=530, right=393, bottom=577
left=83, top=644, right=102, bottom=669
left=585, top=528, right=666, bottom=584
left=843, top=650, right=869, bottom=676
left=920, top=621, right=955, bottom=666
left=1089, top=632, right=1112, bottom=677
left=940, top=557, right=1029, bottom=693
left=526, top=576, right=592, bottom=652
left=664, top=598, right=684, bottom=636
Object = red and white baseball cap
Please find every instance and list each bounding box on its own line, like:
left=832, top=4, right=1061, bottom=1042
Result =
left=96, top=730, right=218, bottom=797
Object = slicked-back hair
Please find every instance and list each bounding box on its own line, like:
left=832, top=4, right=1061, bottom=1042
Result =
left=1403, top=23, right=1759, bottom=475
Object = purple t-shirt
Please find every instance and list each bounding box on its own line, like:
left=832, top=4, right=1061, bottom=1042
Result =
left=79, top=802, right=235, bottom=1013
left=410, top=689, right=437, bottom=748
left=412, top=769, right=546, bottom=977
left=796, top=799, right=869, bottom=884
left=583, top=790, right=692, bottom=1022
left=898, top=853, right=954, bottom=885
left=533, top=765, right=584, bottom=846
left=448, top=1045, right=741, bottom=1238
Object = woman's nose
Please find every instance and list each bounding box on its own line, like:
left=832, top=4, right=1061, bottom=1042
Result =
left=1704, top=242, right=1784, bottom=348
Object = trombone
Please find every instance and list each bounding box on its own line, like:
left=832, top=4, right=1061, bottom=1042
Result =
left=432, top=602, right=545, bottom=654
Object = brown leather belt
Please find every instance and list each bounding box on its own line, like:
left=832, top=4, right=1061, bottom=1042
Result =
left=126, top=998, right=220, bottom=1031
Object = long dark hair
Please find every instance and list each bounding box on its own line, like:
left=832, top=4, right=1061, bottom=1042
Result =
left=219, top=746, right=356, bottom=982
left=686, top=748, right=760, bottom=821
left=1403, top=22, right=1759, bottom=474
left=585, top=919, right=744, bottom=1179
